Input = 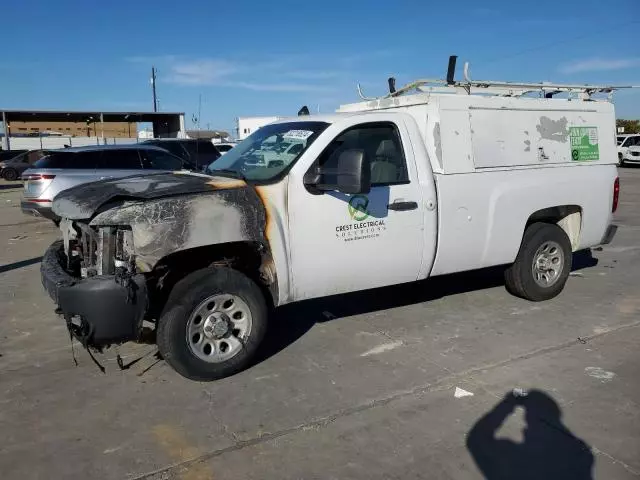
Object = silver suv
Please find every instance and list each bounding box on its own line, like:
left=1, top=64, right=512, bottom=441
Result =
left=21, top=144, right=184, bottom=222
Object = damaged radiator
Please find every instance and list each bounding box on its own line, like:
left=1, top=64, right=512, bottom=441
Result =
left=62, top=221, right=135, bottom=277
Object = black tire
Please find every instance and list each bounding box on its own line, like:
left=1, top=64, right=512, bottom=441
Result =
left=2, top=168, right=18, bottom=181
left=504, top=222, right=572, bottom=302
left=157, top=267, right=268, bottom=381
left=618, top=153, right=625, bottom=167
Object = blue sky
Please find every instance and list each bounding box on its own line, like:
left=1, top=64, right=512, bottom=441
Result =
left=1, top=0, right=639, bottom=135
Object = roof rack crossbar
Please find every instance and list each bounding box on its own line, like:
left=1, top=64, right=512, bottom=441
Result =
left=356, top=59, right=639, bottom=101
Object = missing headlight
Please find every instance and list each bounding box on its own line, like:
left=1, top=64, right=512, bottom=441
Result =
left=114, top=228, right=135, bottom=273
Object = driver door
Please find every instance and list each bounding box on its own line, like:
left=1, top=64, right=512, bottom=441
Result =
left=287, top=119, right=426, bottom=301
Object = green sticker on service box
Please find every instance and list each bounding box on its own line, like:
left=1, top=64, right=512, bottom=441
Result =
left=569, top=126, right=599, bottom=161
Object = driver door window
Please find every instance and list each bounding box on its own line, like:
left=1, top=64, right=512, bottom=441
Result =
left=314, top=123, right=409, bottom=187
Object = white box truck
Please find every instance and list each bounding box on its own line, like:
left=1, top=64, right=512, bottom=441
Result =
left=42, top=58, right=620, bottom=380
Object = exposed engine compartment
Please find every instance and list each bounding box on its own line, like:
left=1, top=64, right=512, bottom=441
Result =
left=59, top=219, right=136, bottom=278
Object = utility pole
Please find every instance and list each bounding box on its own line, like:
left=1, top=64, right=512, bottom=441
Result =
left=197, top=94, right=202, bottom=132
left=151, top=66, right=158, bottom=112
left=2, top=111, right=9, bottom=150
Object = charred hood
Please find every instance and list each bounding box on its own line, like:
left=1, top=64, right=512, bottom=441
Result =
left=52, top=172, right=248, bottom=220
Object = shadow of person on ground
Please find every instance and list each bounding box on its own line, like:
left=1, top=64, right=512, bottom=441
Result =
left=467, top=389, right=594, bottom=480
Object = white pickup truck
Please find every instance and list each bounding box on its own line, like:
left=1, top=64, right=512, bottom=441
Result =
left=41, top=67, right=619, bottom=380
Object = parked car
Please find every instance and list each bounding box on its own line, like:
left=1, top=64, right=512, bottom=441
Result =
left=616, top=134, right=640, bottom=165
left=21, top=144, right=184, bottom=222
left=214, top=142, right=237, bottom=155
left=0, top=149, right=28, bottom=162
left=40, top=70, right=619, bottom=381
left=1, top=149, right=53, bottom=181
left=141, top=138, right=221, bottom=170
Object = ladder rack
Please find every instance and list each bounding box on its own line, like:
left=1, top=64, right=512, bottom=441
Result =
left=356, top=58, right=639, bottom=102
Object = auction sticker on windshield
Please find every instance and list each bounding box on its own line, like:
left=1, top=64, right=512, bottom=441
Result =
left=283, top=130, right=314, bottom=140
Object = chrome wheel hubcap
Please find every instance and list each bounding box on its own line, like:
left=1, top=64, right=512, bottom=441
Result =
left=532, top=241, right=564, bottom=288
left=186, top=294, right=252, bottom=363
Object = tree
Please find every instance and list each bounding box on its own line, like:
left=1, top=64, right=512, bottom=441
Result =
left=616, top=119, right=640, bottom=134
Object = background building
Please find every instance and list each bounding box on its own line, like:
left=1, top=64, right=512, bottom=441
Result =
left=7, top=120, right=136, bottom=138
left=1, top=109, right=186, bottom=150
left=236, top=116, right=284, bottom=140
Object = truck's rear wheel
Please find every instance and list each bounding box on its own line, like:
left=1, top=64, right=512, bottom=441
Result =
left=157, top=267, right=268, bottom=381
left=505, top=222, right=572, bottom=302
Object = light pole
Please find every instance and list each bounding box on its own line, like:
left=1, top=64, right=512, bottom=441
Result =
left=151, top=67, right=158, bottom=112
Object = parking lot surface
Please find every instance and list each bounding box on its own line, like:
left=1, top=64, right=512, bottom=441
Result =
left=1, top=171, right=639, bottom=479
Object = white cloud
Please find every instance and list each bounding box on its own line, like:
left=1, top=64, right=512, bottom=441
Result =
left=560, top=58, right=640, bottom=74
left=140, top=56, right=338, bottom=92
left=284, top=70, right=343, bottom=80
left=230, top=81, right=333, bottom=92
left=125, top=55, right=178, bottom=64
left=167, top=59, right=240, bottom=86
left=126, top=52, right=397, bottom=94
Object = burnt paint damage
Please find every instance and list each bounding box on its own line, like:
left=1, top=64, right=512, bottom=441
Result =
left=94, top=189, right=266, bottom=272
left=39, top=170, right=281, bottom=356
left=52, top=172, right=246, bottom=220
left=53, top=172, right=271, bottom=273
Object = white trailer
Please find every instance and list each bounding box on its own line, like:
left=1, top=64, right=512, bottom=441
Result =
left=236, top=116, right=283, bottom=140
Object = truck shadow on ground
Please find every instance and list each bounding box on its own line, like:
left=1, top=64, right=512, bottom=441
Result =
left=466, top=389, right=594, bottom=479
left=0, top=256, right=43, bottom=274
left=0, top=183, right=22, bottom=190
left=256, top=250, right=598, bottom=365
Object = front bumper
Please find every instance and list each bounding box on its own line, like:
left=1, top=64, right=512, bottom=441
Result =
left=21, top=200, right=59, bottom=221
left=41, top=240, right=147, bottom=347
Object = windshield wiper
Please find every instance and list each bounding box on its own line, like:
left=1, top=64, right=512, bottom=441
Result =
left=210, top=168, right=245, bottom=180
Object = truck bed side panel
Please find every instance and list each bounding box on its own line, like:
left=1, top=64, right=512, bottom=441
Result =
left=430, top=165, right=616, bottom=276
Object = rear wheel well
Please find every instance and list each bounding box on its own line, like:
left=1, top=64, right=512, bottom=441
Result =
left=526, top=205, right=582, bottom=251
left=145, top=242, right=276, bottom=319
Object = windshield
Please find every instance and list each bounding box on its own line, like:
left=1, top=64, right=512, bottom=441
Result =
left=617, top=136, right=626, bottom=146
left=207, top=121, right=329, bottom=181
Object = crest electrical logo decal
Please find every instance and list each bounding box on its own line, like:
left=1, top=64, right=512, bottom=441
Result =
left=347, top=195, right=370, bottom=221
left=335, top=195, right=386, bottom=242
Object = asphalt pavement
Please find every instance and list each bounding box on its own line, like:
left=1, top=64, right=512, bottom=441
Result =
left=0, top=170, right=639, bottom=479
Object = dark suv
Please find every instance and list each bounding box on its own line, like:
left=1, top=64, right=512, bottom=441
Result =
left=142, top=139, right=221, bottom=171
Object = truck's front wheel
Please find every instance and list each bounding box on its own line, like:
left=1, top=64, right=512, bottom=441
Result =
left=505, top=222, right=572, bottom=302
left=157, top=267, right=268, bottom=381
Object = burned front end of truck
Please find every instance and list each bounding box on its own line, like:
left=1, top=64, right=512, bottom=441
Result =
left=40, top=172, right=272, bottom=356
left=42, top=223, right=146, bottom=349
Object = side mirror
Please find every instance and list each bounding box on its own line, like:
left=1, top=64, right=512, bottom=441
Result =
left=304, top=148, right=371, bottom=195
left=336, top=149, right=371, bottom=194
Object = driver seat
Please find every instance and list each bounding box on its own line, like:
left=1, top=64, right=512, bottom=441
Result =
left=370, top=139, right=400, bottom=184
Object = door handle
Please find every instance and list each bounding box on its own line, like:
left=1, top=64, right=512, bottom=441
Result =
left=387, top=201, right=418, bottom=211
